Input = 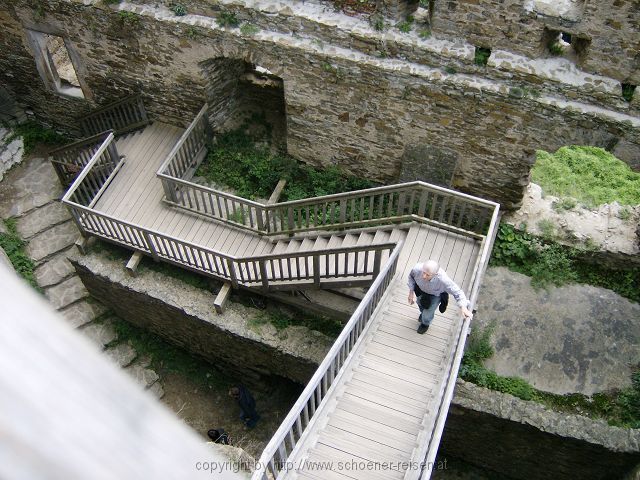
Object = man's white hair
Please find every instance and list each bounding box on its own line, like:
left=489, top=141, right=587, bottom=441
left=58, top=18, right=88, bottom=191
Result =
left=422, top=260, right=439, bottom=274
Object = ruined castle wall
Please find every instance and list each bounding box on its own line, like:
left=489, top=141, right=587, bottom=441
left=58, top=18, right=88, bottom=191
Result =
left=0, top=0, right=638, bottom=208
left=430, top=0, right=640, bottom=85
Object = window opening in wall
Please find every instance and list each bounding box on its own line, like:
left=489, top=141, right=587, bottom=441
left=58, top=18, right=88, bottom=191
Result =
left=622, top=83, right=636, bottom=103
left=27, top=30, right=84, bottom=99
left=544, top=28, right=591, bottom=61
left=474, top=47, right=491, bottom=66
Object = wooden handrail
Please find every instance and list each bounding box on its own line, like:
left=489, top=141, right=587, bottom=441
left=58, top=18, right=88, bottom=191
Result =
left=156, top=104, right=208, bottom=177
left=62, top=193, right=396, bottom=290
left=252, top=242, right=403, bottom=480
left=62, top=132, right=115, bottom=203
left=271, top=180, right=497, bottom=209
left=157, top=173, right=264, bottom=208
left=79, top=94, right=149, bottom=137
left=48, top=131, right=112, bottom=156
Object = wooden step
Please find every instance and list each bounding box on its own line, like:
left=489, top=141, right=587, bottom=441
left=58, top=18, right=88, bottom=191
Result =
left=312, top=236, right=329, bottom=251
left=271, top=239, right=290, bottom=255
left=285, top=239, right=302, bottom=253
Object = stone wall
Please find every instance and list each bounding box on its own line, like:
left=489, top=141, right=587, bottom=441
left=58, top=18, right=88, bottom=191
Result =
left=0, top=0, right=639, bottom=208
left=71, top=250, right=640, bottom=480
left=71, top=253, right=333, bottom=385
left=442, top=380, right=640, bottom=480
left=430, top=0, right=640, bottom=85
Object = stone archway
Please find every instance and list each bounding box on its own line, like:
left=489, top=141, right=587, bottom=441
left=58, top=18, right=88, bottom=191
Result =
left=199, top=57, right=287, bottom=151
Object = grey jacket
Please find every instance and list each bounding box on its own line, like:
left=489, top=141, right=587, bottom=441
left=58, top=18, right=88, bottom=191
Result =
left=407, top=263, right=469, bottom=308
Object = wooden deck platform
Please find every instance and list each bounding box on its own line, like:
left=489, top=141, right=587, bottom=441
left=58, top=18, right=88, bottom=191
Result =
left=67, top=119, right=495, bottom=480
left=93, top=122, right=274, bottom=259
left=283, top=222, right=479, bottom=479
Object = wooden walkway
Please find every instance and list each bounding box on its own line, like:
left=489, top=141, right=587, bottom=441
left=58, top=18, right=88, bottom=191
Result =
left=283, top=222, right=479, bottom=479
left=94, top=122, right=275, bottom=259
left=71, top=119, right=494, bottom=480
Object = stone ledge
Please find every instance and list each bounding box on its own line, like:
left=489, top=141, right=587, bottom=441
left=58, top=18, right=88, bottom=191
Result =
left=453, top=379, right=640, bottom=453
left=443, top=379, right=640, bottom=480
left=117, top=0, right=637, bottom=115
left=70, top=250, right=333, bottom=385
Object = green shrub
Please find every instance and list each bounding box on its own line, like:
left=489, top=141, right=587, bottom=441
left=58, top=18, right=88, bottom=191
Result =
left=217, top=10, right=239, bottom=28
left=250, top=308, right=343, bottom=337
left=474, top=47, right=491, bottom=66
left=5, top=121, right=67, bottom=155
left=197, top=121, right=374, bottom=202
left=0, top=219, right=40, bottom=291
left=463, top=323, right=494, bottom=364
left=240, top=23, right=259, bottom=36
left=552, top=197, right=576, bottom=212
left=622, top=83, right=636, bottom=102
left=118, top=10, right=140, bottom=26
left=532, top=146, right=640, bottom=207
left=548, top=41, right=564, bottom=56
left=617, top=207, right=632, bottom=221
left=491, top=223, right=639, bottom=302
left=397, top=16, right=413, bottom=33
left=537, top=219, right=556, bottom=240
left=369, top=13, right=385, bottom=31
left=171, top=3, right=187, bottom=16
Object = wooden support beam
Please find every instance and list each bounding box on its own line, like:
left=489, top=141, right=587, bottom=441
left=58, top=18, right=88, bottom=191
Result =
left=74, top=236, right=95, bottom=255
left=213, top=282, right=232, bottom=314
left=267, top=179, right=287, bottom=205
left=125, top=251, right=143, bottom=276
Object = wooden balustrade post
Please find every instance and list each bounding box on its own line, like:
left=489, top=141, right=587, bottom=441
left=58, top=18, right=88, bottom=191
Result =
left=313, top=255, right=321, bottom=287
left=226, top=258, right=239, bottom=288
left=287, top=207, right=295, bottom=233
left=339, top=199, right=347, bottom=224
left=259, top=260, right=269, bottom=291
left=142, top=231, right=159, bottom=262
left=256, top=206, right=265, bottom=232
left=373, top=249, right=382, bottom=276
left=106, top=138, right=119, bottom=165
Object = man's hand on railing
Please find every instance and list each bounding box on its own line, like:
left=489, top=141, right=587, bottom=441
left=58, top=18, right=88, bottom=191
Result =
left=461, top=306, right=473, bottom=320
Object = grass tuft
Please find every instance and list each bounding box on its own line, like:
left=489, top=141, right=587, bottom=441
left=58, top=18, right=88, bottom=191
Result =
left=532, top=146, right=640, bottom=208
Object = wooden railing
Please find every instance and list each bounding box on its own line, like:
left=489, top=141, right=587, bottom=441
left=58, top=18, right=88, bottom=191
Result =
left=48, top=131, right=113, bottom=187
left=156, top=106, right=495, bottom=239
left=62, top=197, right=395, bottom=291
left=163, top=178, right=495, bottom=238
left=263, top=182, right=493, bottom=237
left=157, top=104, right=211, bottom=195
left=252, top=242, right=403, bottom=480
left=79, top=94, right=149, bottom=137
left=61, top=132, right=124, bottom=210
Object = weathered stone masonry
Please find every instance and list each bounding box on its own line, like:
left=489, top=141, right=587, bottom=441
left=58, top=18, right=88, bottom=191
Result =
left=0, top=0, right=638, bottom=208
left=72, top=250, right=640, bottom=480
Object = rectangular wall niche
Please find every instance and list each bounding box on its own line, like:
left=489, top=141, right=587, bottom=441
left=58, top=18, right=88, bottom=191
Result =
left=26, top=30, right=85, bottom=99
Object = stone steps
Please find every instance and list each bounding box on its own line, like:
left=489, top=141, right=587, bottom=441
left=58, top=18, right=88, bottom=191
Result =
left=0, top=153, right=165, bottom=400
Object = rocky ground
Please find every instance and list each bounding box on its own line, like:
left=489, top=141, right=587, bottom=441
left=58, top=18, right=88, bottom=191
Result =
left=475, top=267, right=640, bottom=396
left=506, top=182, right=640, bottom=265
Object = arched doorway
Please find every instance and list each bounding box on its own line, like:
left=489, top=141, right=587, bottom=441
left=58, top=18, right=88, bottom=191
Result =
left=199, top=57, right=287, bottom=152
